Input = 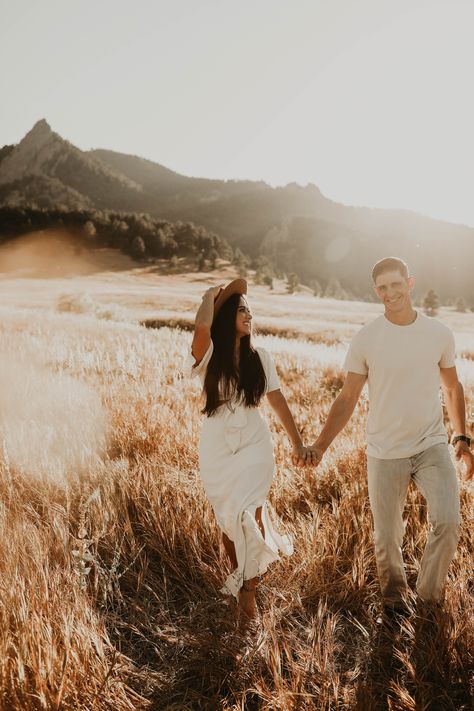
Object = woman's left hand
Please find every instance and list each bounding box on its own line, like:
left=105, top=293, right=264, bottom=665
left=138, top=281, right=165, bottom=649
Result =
left=292, top=445, right=311, bottom=467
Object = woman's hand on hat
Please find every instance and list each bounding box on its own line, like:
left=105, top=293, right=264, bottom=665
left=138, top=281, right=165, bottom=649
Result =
left=203, top=285, right=224, bottom=301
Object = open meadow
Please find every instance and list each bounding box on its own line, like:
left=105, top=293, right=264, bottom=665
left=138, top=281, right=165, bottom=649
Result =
left=0, top=262, right=472, bottom=710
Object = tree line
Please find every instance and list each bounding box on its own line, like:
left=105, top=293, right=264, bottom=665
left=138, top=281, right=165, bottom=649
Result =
left=0, top=206, right=472, bottom=311
left=0, top=206, right=234, bottom=266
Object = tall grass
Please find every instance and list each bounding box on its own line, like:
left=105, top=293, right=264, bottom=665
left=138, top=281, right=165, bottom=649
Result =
left=0, top=306, right=472, bottom=710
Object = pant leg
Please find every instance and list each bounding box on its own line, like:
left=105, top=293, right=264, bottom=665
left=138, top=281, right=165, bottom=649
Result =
left=367, top=455, right=412, bottom=604
left=411, top=443, right=460, bottom=602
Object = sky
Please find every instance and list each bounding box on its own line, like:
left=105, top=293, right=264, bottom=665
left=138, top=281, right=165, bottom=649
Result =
left=1, top=0, right=474, bottom=227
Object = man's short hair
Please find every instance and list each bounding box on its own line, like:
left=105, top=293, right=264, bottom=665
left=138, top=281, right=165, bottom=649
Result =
left=372, top=257, right=409, bottom=284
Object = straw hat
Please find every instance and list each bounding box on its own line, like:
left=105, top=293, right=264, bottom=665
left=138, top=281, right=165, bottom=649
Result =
left=213, top=278, right=248, bottom=317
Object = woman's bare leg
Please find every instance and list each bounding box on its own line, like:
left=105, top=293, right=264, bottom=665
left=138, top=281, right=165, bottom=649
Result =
left=222, top=531, right=238, bottom=569
left=255, top=505, right=265, bottom=537
left=238, top=506, right=265, bottom=619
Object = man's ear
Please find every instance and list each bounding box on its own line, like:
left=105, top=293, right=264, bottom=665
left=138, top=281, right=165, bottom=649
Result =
left=408, top=276, right=415, bottom=291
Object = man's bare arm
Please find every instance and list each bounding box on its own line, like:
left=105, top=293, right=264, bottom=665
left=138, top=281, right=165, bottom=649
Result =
left=440, top=366, right=474, bottom=481
left=440, top=366, right=466, bottom=435
left=308, top=371, right=367, bottom=465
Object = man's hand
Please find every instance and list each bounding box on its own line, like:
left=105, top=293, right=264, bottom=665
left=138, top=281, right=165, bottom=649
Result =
left=307, top=445, right=325, bottom=467
left=454, top=441, right=474, bottom=481
left=291, top=443, right=325, bottom=468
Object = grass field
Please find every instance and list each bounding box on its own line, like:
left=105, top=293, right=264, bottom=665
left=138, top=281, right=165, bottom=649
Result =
left=0, top=262, right=472, bottom=710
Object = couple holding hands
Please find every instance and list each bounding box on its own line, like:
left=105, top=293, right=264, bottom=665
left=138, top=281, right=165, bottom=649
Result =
left=189, top=257, right=473, bottom=620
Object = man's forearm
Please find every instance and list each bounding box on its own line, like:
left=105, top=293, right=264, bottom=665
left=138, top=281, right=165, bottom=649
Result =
left=444, top=382, right=467, bottom=436
left=313, top=395, right=356, bottom=452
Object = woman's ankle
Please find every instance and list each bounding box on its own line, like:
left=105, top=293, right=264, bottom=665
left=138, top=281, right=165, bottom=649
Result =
left=240, top=577, right=258, bottom=592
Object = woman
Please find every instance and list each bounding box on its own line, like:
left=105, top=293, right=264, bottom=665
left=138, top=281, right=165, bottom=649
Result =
left=188, top=278, right=309, bottom=618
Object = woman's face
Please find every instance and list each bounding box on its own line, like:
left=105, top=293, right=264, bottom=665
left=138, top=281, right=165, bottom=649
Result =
left=235, top=296, right=252, bottom=338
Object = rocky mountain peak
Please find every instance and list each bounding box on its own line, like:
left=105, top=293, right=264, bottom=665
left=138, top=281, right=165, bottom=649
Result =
left=27, top=118, right=53, bottom=140
left=0, top=119, right=145, bottom=199
left=0, top=118, right=64, bottom=185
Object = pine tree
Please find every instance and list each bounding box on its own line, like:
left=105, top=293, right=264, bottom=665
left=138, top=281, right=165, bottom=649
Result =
left=286, top=272, right=300, bottom=294
left=83, top=220, right=96, bottom=240
left=208, top=248, right=219, bottom=270
left=423, top=289, right=440, bottom=317
left=233, top=248, right=249, bottom=269
left=324, top=277, right=347, bottom=300
left=170, top=255, right=179, bottom=270
left=130, top=236, right=146, bottom=260
left=197, top=252, right=206, bottom=271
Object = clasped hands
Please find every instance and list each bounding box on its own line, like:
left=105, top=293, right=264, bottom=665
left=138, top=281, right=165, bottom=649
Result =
left=291, top=444, right=324, bottom=468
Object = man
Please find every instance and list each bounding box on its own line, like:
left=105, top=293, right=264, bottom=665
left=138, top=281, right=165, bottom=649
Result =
left=302, top=257, right=473, bottom=612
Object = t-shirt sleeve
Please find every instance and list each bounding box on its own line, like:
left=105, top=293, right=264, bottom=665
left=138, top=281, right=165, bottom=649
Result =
left=186, top=339, right=214, bottom=379
left=343, top=335, right=368, bottom=375
left=439, top=329, right=456, bottom=368
left=257, top=347, right=281, bottom=393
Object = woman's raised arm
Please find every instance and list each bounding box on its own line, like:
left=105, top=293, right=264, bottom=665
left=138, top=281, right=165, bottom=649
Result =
left=191, top=285, right=223, bottom=363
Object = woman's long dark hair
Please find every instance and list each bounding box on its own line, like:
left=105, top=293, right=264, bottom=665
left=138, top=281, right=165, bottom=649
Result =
left=202, top=293, right=266, bottom=416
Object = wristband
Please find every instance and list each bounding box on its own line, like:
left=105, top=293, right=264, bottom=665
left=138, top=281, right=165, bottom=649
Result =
left=452, top=434, right=471, bottom=447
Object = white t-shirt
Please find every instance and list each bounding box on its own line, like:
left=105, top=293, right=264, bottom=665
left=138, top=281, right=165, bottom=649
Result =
left=343, top=312, right=455, bottom=459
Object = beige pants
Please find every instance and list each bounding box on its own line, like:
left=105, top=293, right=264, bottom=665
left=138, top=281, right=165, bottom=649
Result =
left=367, top=443, right=460, bottom=603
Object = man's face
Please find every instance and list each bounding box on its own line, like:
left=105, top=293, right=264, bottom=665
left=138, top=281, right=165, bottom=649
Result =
left=373, top=269, right=414, bottom=313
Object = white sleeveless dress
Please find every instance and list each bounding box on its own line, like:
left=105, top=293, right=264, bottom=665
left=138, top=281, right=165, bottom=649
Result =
left=189, top=341, right=293, bottom=598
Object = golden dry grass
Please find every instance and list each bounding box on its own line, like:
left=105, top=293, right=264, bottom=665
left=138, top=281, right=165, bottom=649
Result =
left=0, top=288, right=473, bottom=710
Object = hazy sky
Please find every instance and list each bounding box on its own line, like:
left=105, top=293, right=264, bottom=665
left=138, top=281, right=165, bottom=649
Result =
left=1, top=0, right=473, bottom=226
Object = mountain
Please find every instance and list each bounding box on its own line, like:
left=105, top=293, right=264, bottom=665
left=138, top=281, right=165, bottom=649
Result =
left=88, top=147, right=474, bottom=300
left=90, top=148, right=335, bottom=244
left=1, top=119, right=474, bottom=302
left=0, top=121, right=338, bottom=246
left=0, top=120, right=147, bottom=212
